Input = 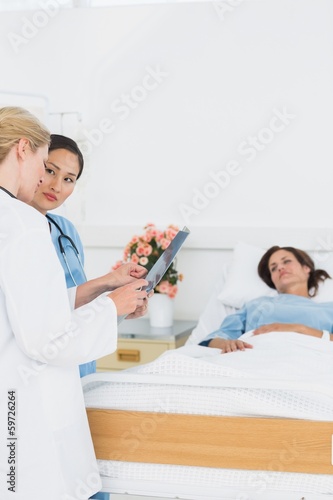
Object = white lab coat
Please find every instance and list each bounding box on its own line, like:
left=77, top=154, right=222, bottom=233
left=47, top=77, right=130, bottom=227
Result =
left=0, top=190, right=118, bottom=499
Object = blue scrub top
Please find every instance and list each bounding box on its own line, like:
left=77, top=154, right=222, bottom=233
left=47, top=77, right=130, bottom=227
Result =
left=47, top=213, right=96, bottom=377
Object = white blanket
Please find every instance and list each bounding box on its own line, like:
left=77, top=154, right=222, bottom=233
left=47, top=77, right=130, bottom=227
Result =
left=84, top=331, right=333, bottom=421
left=136, top=330, right=333, bottom=386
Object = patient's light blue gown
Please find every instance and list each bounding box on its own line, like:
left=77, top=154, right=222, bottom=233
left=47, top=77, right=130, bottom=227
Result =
left=200, top=293, right=333, bottom=344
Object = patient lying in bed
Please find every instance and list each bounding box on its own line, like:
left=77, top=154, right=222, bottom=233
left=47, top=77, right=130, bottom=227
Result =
left=108, top=244, right=333, bottom=420
left=85, top=244, right=333, bottom=420
left=198, top=245, right=333, bottom=353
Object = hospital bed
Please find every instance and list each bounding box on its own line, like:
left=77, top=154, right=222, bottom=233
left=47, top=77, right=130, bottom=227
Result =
left=83, top=242, right=333, bottom=500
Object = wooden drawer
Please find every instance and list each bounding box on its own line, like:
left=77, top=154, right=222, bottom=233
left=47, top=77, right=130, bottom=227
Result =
left=97, top=339, right=169, bottom=371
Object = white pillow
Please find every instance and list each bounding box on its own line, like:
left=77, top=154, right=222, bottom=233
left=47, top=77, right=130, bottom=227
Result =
left=217, top=242, right=277, bottom=309
left=312, top=277, right=333, bottom=302
left=186, top=265, right=236, bottom=345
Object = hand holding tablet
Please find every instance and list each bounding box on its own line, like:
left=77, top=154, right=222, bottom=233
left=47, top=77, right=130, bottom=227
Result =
left=143, top=226, right=190, bottom=293
left=117, top=226, right=190, bottom=323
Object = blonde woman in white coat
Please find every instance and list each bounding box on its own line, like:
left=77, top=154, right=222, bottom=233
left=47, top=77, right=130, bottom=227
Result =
left=0, top=106, right=148, bottom=500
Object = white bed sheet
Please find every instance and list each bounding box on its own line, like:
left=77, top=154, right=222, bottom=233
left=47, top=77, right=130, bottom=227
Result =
left=84, top=331, right=333, bottom=497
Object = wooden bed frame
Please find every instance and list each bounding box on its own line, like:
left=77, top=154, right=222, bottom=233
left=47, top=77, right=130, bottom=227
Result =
left=86, top=408, right=333, bottom=475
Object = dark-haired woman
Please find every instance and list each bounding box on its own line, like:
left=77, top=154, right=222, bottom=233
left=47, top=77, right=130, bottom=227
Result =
left=30, top=134, right=86, bottom=288
left=30, top=134, right=148, bottom=377
left=199, top=245, right=333, bottom=353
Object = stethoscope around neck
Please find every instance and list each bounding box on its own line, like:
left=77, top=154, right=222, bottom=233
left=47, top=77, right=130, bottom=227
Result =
left=46, top=214, right=87, bottom=286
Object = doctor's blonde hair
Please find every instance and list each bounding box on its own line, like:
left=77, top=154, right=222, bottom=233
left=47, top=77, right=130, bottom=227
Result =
left=0, top=106, right=50, bottom=163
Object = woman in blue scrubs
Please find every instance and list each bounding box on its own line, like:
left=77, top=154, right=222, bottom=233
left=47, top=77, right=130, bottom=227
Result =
left=32, top=135, right=94, bottom=376
left=30, top=134, right=148, bottom=378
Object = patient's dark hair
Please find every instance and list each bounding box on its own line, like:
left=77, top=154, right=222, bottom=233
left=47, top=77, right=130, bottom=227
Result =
left=258, top=245, right=330, bottom=297
left=49, top=134, right=84, bottom=179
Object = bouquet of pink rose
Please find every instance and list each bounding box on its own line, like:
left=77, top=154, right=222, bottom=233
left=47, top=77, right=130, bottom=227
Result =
left=113, top=223, right=183, bottom=298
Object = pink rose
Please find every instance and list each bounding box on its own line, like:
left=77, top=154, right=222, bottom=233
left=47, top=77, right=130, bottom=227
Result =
left=154, top=230, right=164, bottom=241
left=160, top=238, right=171, bottom=250
left=168, top=285, right=178, bottom=298
left=156, top=280, right=169, bottom=294
left=166, top=228, right=178, bottom=240
left=136, top=245, right=145, bottom=256
left=143, top=244, right=152, bottom=256
left=131, top=254, right=139, bottom=264
left=143, top=233, right=152, bottom=242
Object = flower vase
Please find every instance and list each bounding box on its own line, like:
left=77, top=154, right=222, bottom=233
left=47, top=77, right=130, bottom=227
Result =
left=149, top=293, right=174, bottom=328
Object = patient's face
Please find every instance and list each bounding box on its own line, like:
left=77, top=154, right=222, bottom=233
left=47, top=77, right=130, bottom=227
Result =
left=268, top=249, right=310, bottom=293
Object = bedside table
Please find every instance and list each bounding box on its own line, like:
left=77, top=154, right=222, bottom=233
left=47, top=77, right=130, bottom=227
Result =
left=96, top=319, right=196, bottom=371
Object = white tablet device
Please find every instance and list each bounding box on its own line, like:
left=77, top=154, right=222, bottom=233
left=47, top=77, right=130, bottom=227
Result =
left=143, top=225, right=190, bottom=293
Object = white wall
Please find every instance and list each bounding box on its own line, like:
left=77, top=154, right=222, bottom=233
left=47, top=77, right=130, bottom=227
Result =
left=1, top=0, right=333, bottom=319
